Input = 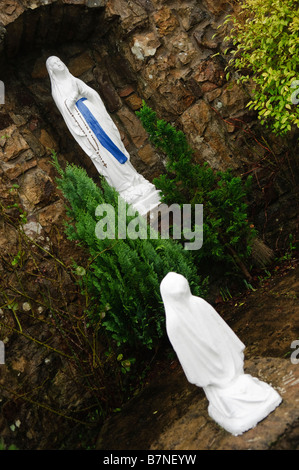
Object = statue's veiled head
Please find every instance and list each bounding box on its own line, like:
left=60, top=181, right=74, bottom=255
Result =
left=160, top=272, right=192, bottom=304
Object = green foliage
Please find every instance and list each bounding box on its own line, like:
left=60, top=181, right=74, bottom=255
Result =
left=223, top=0, right=299, bottom=135
left=52, top=154, right=205, bottom=351
left=136, top=102, right=257, bottom=277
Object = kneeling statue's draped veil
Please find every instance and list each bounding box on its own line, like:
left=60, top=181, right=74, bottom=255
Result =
left=160, top=272, right=282, bottom=436
left=46, top=56, right=160, bottom=215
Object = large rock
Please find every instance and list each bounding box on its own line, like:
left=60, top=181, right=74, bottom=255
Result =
left=116, top=106, right=149, bottom=148
left=19, top=168, right=56, bottom=213
left=0, top=125, right=30, bottom=162
left=3, top=156, right=37, bottom=180
left=153, top=6, right=179, bottom=37
left=105, top=0, right=147, bottom=32
left=37, top=199, right=66, bottom=232
left=178, top=5, right=207, bottom=31
left=131, top=32, right=161, bottom=61
left=67, top=51, right=94, bottom=77
left=202, top=0, right=230, bottom=16
left=0, top=1, right=24, bottom=26
left=171, top=31, right=198, bottom=66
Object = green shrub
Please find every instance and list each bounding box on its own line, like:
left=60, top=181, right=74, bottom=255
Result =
left=136, top=102, right=257, bottom=279
left=52, top=154, right=205, bottom=351
left=223, top=0, right=299, bottom=135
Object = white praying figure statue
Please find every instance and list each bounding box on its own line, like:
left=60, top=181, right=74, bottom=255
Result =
left=160, top=272, right=282, bottom=436
left=46, top=56, right=161, bottom=215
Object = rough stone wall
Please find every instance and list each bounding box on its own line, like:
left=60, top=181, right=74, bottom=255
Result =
left=0, top=0, right=297, bottom=249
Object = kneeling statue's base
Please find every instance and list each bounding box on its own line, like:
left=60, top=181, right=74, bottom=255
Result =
left=204, top=373, right=282, bottom=436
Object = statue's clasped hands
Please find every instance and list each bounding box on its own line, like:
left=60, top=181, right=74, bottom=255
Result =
left=65, top=94, right=79, bottom=109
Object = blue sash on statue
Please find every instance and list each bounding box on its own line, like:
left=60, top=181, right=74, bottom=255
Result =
left=76, top=97, right=128, bottom=164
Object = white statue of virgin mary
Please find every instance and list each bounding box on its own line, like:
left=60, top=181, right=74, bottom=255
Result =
left=160, top=272, right=282, bottom=436
left=46, top=56, right=161, bottom=215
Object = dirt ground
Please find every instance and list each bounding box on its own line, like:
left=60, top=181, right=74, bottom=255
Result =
left=220, top=258, right=299, bottom=360
left=0, top=246, right=298, bottom=450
